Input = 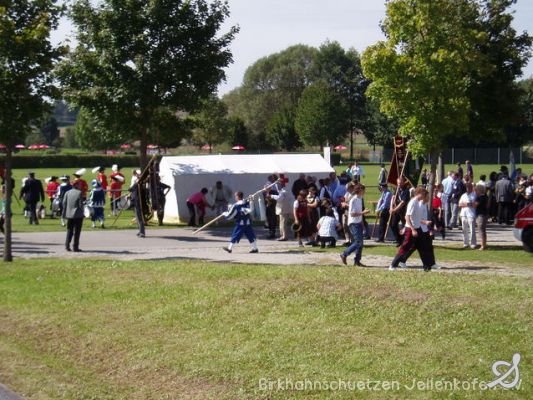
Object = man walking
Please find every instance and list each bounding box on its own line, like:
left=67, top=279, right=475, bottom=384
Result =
left=495, top=168, right=514, bottom=225
left=375, top=183, right=392, bottom=242
left=20, top=172, right=44, bottom=225
left=340, top=184, right=369, bottom=267
left=62, top=181, right=85, bottom=252
left=389, top=177, right=410, bottom=246
left=222, top=192, right=259, bottom=253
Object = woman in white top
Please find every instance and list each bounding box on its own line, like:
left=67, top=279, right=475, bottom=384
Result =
left=317, top=208, right=341, bottom=248
left=459, top=182, right=478, bottom=248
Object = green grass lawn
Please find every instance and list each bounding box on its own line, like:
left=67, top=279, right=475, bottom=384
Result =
left=0, top=259, right=530, bottom=399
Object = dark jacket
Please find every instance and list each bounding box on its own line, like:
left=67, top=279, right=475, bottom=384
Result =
left=20, top=178, right=44, bottom=203
left=62, top=188, right=84, bottom=219
left=495, top=177, right=514, bottom=203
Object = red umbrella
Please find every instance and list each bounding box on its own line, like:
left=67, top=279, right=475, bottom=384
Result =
left=120, top=143, right=131, bottom=149
left=28, top=144, right=39, bottom=150
left=15, top=144, right=25, bottom=149
left=232, top=145, right=245, bottom=151
left=0, top=144, right=6, bottom=149
left=334, top=144, right=347, bottom=150
left=147, top=144, right=159, bottom=149
left=38, top=144, right=49, bottom=149
left=201, top=144, right=212, bottom=150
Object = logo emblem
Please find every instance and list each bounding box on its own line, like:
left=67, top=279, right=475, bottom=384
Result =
left=487, top=353, right=521, bottom=389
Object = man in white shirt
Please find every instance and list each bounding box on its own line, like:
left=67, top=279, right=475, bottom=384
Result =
left=441, top=171, right=454, bottom=228
left=340, top=184, right=370, bottom=267
left=459, top=182, right=478, bottom=248
left=268, top=180, right=293, bottom=241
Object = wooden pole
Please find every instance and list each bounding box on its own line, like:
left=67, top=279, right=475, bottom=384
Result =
left=384, top=150, right=410, bottom=240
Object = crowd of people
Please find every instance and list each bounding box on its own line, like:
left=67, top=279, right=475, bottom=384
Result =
left=189, top=160, right=532, bottom=270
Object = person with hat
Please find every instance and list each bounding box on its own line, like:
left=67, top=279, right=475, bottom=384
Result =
left=62, top=180, right=85, bottom=252
left=72, top=168, right=88, bottom=199
left=88, top=179, right=106, bottom=228
left=92, top=166, right=108, bottom=191
left=19, top=171, right=45, bottom=225
left=222, top=191, right=259, bottom=254
left=109, top=164, right=125, bottom=216
left=57, top=175, right=72, bottom=226
left=375, top=183, right=392, bottom=243
left=45, top=176, right=60, bottom=216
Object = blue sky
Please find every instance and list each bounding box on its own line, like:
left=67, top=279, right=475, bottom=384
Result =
left=53, top=0, right=533, bottom=95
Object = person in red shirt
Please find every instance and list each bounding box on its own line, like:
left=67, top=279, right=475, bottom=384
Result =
left=92, top=166, right=108, bottom=191
left=431, top=184, right=445, bottom=240
left=72, top=169, right=88, bottom=200
left=186, top=188, right=211, bottom=226
left=109, top=164, right=125, bottom=215
left=45, top=176, right=60, bottom=209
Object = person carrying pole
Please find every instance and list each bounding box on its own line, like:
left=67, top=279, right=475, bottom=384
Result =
left=222, top=191, right=259, bottom=254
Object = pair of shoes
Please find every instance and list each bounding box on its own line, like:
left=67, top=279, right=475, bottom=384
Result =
left=327, top=244, right=336, bottom=248
left=399, top=262, right=408, bottom=269
left=479, top=246, right=487, bottom=251
left=354, top=261, right=366, bottom=267
left=101, top=224, right=105, bottom=229
left=342, top=241, right=350, bottom=247
left=423, top=266, right=431, bottom=272
left=249, top=249, right=259, bottom=253
left=340, top=254, right=347, bottom=265
left=388, top=265, right=397, bottom=271
left=462, top=244, right=469, bottom=249
left=470, top=245, right=478, bottom=249
left=73, top=248, right=82, bottom=252
left=91, top=223, right=96, bottom=228
left=432, top=264, right=442, bottom=270
left=223, top=246, right=232, bottom=253
left=137, top=233, right=145, bottom=238
left=277, top=238, right=287, bottom=241
left=66, top=246, right=71, bottom=252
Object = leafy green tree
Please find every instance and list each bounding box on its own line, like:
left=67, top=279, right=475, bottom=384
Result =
left=226, top=116, right=249, bottom=148
left=266, top=109, right=301, bottom=151
left=25, top=132, right=47, bottom=147
left=190, top=96, right=229, bottom=152
left=58, top=0, right=238, bottom=166
left=315, top=42, right=370, bottom=158
left=75, top=107, right=123, bottom=151
left=295, top=81, right=349, bottom=147
left=40, top=117, right=60, bottom=145
left=0, top=0, right=65, bottom=261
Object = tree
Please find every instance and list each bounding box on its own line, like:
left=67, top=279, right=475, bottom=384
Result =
left=190, top=96, right=229, bottom=152
left=266, top=108, right=301, bottom=151
left=227, top=116, right=249, bottom=148
left=57, top=0, right=238, bottom=167
left=40, top=117, right=60, bottom=145
left=315, top=42, right=370, bottom=158
left=75, top=107, right=124, bottom=151
left=295, top=81, right=349, bottom=147
left=0, top=0, right=65, bottom=261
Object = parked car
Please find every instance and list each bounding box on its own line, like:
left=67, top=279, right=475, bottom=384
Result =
left=513, top=203, right=533, bottom=252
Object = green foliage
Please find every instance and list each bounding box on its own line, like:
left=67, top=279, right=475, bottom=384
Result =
left=226, top=116, right=249, bottom=148
left=75, top=107, right=124, bottom=151
left=266, top=108, right=301, bottom=151
left=24, top=132, right=47, bottom=147
left=57, top=0, right=238, bottom=165
left=40, top=117, right=60, bottom=145
left=63, top=126, right=78, bottom=149
left=189, top=96, right=229, bottom=148
left=295, top=81, right=349, bottom=147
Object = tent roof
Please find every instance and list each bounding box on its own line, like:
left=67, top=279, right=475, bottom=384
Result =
left=160, top=154, right=334, bottom=175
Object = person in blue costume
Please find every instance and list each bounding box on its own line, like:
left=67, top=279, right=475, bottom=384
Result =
left=222, top=191, right=259, bottom=254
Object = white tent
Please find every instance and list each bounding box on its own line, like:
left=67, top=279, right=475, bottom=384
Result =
left=159, top=154, right=335, bottom=223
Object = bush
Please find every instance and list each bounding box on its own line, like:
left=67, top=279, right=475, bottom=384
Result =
left=1, top=154, right=141, bottom=169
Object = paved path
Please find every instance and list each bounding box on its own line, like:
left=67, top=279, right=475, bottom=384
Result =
left=0, top=384, right=23, bottom=400
left=3, top=223, right=530, bottom=276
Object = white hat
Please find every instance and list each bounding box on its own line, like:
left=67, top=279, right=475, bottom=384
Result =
left=135, top=169, right=141, bottom=175
left=112, top=164, right=119, bottom=172
left=92, top=166, right=100, bottom=174
left=74, top=168, right=86, bottom=177
left=44, top=177, right=52, bottom=184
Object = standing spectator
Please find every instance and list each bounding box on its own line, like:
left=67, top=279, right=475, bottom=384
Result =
left=268, top=180, right=293, bottom=241
left=350, top=162, right=365, bottom=182
left=45, top=176, right=60, bottom=214
left=57, top=175, right=72, bottom=226
left=328, top=172, right=339, bottom=194
left=449, top=173, right=465, bottom=229
left=156, top=176, right=171, bottom=226
left=459, top=182, right=478, bottom=249
left=514, top=175, right=528, bottom=212
left=317, top=208, right=341, bottom=248
left=476, top=174, right=487, bottom=188
left=420, top=169, right=428, bottom=187
left=88, top=179, right=106, bottom=228
left=340, top=182, right=356, bottom=245
left=525, top=174, right=533, bottom=204
left=222, top=192, right=259, bottom=254
left=293, top=190, right=312, bottom=247
left=441, top=171, right=454, bottom=228
left=456, top=162, right=464, bottom=180
left=378, top=164, right=388, bottom=185
left=0, top=171, right=14, bottom=234
left=291, top=173, right=308, bottom=198
left=318, top=177, right=332, bottom=216
left=109, top=164, right=125, bottom=216
left=19, top=172, right=44, bottom=225
left=389, top=177, right=410, bottom=246
left=340, top=185, right=369, bottom=267
left=306, top=186, right=319, bottom=245
left=495, top=169, right=514, bottom=225
left=475, top=184, right=488, bottom=250
left=487, top=171, right=498, bottom=222
left=374, top=183, right=392, bottom=243
left=465, top=160, right=474, bottom=180
left=511, top=167, right=522, bottom=183
left=264, top=175, right=280, bottom=239
left=431, top=184, right=445, bottom=240
left=62, top=180, right=85, bottom=252
left=186, top=188, right=211, bottom=227
left=210, top=181, right=233, bottom=216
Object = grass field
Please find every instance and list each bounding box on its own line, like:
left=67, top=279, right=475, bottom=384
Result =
left=0, top=258, right=531, bottom=399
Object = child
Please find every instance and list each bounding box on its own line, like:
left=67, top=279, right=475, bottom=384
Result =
left=89, top=179, right=106, bottom=228
left=222, top=191, right=258, bottom=254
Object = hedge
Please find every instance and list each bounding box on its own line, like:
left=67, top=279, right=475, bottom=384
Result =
left=1, top=154, right=141, bottom=169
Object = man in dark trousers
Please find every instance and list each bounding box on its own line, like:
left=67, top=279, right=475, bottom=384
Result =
left=62, top=180, right=85, bottom=252
left=20, top=171, right=44, bottom=225
left=495, top=167, right=514, bottom=225
left=375, top=183, right=392, bottom=242
left=389, top=177, right=410, bottom=246
left=129, top=178, right=146, bottom=237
